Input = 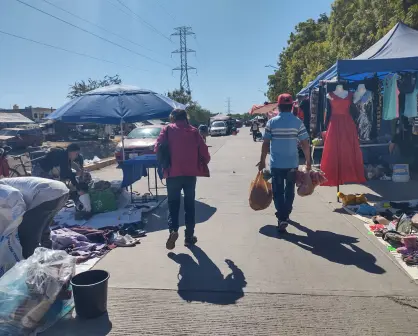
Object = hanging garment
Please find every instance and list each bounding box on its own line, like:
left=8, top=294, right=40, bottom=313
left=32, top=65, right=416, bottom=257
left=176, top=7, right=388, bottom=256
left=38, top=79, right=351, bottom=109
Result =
left=354, top=91, right=374, bottom=141
left=310, top=90, right=319, bottom=135
left=413, top=117, right=418, bottom=135
left=383, top=74, right=399, bottom=120
left=377, top=81, right=383, bottom=133
left=299, top=98, right=311, bottom=133
left=397, top=73, right=417, bottom=94
left=404, top=76, right=418, bottom=118
left=320, top=92, right=366, bottom=186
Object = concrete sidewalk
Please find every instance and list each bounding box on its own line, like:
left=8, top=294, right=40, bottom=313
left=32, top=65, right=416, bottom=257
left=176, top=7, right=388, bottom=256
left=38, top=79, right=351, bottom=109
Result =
left=43, top=131, right=418, bottom=336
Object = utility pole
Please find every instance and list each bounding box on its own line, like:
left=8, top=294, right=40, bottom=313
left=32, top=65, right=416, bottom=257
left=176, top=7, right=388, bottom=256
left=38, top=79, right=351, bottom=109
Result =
left=171, top=26, right=196, bottom=94
left=226, top=97, right=232, bottom=115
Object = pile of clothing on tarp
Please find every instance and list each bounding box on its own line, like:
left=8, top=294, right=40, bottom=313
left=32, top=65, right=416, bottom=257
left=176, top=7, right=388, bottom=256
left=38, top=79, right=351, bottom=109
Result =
left=51, top=225, right=146, bottom=262
left=0, top=248, right=75, bottom=335
left=337, top=192, right=377, bottom=216
left=368, top=201, right=418, bottom=266
left=51, top=227, right=115, bottom=263
left=50, top=224, right=147, bottom=263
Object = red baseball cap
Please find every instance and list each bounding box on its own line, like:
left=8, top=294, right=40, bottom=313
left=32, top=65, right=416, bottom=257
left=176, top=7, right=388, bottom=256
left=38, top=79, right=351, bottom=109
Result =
left=277, top=93, right=293, bottom=105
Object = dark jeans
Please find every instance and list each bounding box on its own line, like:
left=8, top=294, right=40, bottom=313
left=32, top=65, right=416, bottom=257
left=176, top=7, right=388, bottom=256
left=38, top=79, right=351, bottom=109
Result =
left=18, top=193, right=69, bottom=259
left=167, top=176, right=197, bottom=238
left=271, top=168, right=297, bottom=222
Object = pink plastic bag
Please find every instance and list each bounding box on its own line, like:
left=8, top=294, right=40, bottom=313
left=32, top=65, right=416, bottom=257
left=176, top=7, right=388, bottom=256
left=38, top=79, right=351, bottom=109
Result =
left=296, top=170, right=314, bottom=197
left=296, top=169, right=327, bottom=197
left=310, top=170, right=327, bottom=187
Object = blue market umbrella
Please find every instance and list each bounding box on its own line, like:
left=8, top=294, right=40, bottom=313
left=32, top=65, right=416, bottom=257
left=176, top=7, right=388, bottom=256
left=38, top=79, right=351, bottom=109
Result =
left=47, top=84, right=186, bottom=124
left=47, top=84, right=186, bottom=160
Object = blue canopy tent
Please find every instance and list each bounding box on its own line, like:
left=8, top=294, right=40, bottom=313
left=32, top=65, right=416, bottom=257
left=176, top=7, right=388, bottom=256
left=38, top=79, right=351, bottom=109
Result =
left=47, top=84, right=186, bottom=160
left=298, top=22, right=418, bottom=95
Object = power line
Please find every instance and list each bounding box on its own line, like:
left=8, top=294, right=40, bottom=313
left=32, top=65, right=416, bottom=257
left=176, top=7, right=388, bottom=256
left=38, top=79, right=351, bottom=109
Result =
left=0, top=29, right=144, bottom=71
left=104, top=0, right=173, bottom=44
left=40, top=0, right=157, bottom=54
left=154, top=0, right=177, bottom=23
left=13, top=0, right=171, bottom=68
left=115, top=0, right=173, bottom=43
left=171, top=27, right=196, bottom=93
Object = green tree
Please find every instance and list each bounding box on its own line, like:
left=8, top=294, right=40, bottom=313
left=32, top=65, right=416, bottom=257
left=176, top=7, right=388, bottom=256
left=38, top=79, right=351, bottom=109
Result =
left=267, top=0, right=418, bottom=100
left=166, top=89, right=211, bottom=126
left=67, top=75, right=121, bottom=99
left=267, top=15, right=330, bottom=101
left=167, top=88, right=192, bottom=105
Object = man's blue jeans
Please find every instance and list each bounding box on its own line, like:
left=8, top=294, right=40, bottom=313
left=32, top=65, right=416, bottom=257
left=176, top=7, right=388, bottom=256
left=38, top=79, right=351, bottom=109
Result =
left=167, top=176, right=197, bottom=238
left=271, top=168, right=297, bottom=222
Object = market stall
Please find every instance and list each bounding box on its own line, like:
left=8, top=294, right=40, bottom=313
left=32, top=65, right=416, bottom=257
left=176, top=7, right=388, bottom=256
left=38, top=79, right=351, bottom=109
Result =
left=339, top=195, right=418, bottom=280
left=47, top=84, right=184, bottom=201
left=297, top=22, right=418, bottom=192
left=0, top=85, right=184, bottom=333
left=249, top=103, right=278, bottom=119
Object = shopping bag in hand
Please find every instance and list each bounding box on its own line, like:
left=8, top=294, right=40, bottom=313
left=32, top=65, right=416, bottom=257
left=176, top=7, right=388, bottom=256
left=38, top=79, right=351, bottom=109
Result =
left=296, top=169, right=314, bottom=197
left=249, top=172, right=273, bottom=211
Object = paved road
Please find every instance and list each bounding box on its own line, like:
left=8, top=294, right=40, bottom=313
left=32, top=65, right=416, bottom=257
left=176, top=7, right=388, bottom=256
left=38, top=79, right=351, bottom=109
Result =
left=44, top=130, right=418, bottom=336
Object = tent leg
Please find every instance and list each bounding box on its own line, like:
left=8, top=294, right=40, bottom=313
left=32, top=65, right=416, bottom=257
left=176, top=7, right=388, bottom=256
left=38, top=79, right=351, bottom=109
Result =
left=121, top=120, right=125, bottom=161
left=337, top=185, right=340, bottom=202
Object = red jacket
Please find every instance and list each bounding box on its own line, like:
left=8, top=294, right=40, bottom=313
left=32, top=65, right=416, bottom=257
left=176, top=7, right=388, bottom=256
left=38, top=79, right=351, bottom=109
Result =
left=155, top=121, right=211, bottom=178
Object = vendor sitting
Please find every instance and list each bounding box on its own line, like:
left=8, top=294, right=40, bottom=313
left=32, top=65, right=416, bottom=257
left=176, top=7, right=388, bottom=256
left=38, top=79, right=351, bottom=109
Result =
left=32, top=143, right=84, bottom=187
left=0, top=177, right=69, bottom=259
left=381, top=120, right=418, bottom=167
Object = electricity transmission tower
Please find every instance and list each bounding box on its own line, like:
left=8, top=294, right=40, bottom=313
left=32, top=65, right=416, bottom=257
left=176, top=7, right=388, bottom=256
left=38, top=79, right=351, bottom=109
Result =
left=171, top=26, right=196, bottom=94
left=226, top=97, right=232, bottom=115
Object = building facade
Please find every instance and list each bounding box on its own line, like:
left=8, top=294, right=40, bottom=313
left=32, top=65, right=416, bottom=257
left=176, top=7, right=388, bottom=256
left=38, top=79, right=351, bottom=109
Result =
left=0, top=105, right=55, bottom=122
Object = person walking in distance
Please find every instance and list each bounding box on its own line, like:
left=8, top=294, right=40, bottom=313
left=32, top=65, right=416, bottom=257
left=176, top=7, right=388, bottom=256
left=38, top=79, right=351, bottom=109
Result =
left=257, top=94, right=311, bottom=233
left=251, top=121, right=260, bottom=141
left=155, top=109, right=211, bottom=249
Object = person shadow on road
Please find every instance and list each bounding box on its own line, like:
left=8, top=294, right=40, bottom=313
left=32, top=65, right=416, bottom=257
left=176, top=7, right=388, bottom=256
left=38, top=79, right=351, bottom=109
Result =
left=168, top=246, right=247, bottom=305
left=259, top=221, right=385, bottom=275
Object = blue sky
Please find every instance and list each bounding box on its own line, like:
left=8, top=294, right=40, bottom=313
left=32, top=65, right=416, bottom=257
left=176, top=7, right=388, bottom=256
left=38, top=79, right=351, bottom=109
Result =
left=0, top=0, right=333, bottom=114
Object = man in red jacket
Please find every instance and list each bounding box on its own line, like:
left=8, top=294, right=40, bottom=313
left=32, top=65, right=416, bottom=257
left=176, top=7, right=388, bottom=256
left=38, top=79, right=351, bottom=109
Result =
left=155, top=109, right=211, bottom=249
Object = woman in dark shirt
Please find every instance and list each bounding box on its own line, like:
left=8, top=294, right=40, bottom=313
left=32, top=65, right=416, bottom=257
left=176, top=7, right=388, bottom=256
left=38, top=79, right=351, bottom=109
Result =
left=33, top=143, right=84, bottom=187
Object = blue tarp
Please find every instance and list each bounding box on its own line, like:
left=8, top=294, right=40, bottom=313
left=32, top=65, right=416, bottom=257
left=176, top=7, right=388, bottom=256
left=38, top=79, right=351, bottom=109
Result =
left=298, top=22, right=418, bottom=95
left=47, top=85, right=186, bottom=125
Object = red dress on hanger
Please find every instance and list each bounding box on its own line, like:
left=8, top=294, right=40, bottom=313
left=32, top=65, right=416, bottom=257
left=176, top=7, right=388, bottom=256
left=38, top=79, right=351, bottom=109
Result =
left=320, top=92, right=366, bottom=186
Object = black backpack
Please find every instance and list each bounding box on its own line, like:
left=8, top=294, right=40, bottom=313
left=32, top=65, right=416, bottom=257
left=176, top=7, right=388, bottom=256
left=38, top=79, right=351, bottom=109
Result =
left=156, top=127, right=171, bottom=169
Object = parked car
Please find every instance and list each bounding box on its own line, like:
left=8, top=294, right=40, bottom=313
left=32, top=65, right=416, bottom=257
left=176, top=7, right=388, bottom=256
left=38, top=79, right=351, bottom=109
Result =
left=115, top=126, right=162, bottom=162
left=68, top=125, right=99, bottom=140
left=235, top=119, right=243, bottom=128
left=210, top=121, right=228, bottom=136
left=0, top=127, right=44, bottom=149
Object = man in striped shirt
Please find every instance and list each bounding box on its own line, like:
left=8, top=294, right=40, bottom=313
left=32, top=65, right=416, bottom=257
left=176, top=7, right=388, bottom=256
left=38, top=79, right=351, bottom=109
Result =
left=257, top=93, right=311, bottom=233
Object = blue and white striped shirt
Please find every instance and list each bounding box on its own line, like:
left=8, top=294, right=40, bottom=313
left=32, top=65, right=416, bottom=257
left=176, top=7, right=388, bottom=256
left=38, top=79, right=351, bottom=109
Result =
left=264, top=113, right=309, bottom=169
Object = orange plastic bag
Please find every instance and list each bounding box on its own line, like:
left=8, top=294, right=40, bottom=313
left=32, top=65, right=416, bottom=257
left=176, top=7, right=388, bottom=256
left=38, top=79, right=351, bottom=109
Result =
left=249, top=172, right=273, bottom=211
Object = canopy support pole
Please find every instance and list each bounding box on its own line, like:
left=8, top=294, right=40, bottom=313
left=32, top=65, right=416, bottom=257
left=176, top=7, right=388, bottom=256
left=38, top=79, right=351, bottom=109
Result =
left=121, top=119, right=125, bottom=161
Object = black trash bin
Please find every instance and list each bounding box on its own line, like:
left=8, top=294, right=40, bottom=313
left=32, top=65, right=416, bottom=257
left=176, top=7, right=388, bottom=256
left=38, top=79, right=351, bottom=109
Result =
left=71, top=269, right=110, bottom=319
